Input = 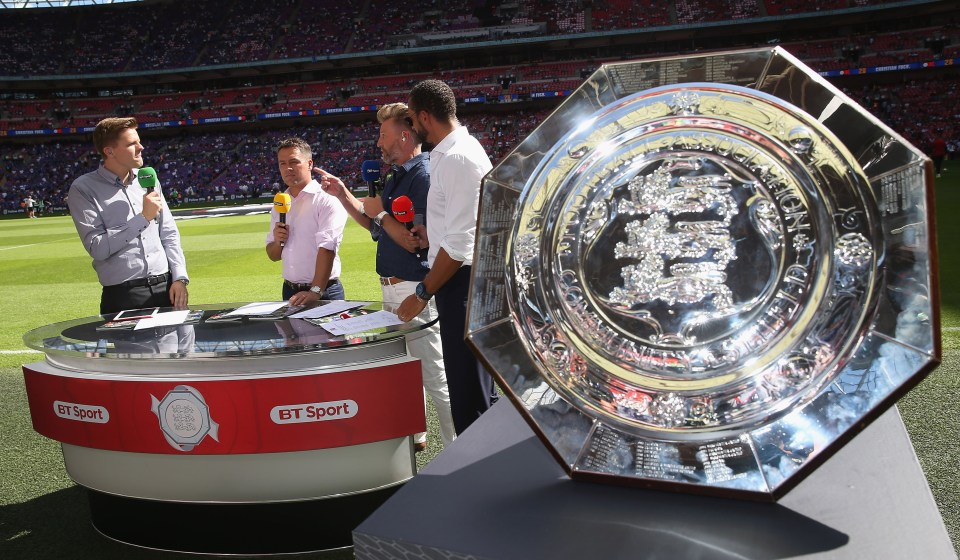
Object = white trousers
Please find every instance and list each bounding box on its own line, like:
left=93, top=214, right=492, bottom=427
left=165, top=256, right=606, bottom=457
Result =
left=381, top=281, right=456, bottom=447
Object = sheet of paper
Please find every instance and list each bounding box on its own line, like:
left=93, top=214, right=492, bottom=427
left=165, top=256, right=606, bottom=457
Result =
left=113, top=307, right=159, bottom=320
left=288, top=300, right=370, bottom=319
left=134, top=309, right=190, bottom=330
left=224, top=301, right=288, bottom=316
left=319, top=310, right=403, bottom=336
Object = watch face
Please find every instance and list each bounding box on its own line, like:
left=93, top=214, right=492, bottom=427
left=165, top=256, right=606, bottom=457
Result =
left=416, top=282, right=430, bottom=301
left=310, top=286, right=322, bottom=294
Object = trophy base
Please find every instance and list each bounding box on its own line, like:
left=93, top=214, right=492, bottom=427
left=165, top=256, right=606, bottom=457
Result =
left=354, top=400, right=952, bottom=559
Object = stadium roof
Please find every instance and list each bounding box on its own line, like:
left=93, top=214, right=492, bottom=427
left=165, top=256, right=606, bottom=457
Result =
left=0, top=0, right=142, bottom=7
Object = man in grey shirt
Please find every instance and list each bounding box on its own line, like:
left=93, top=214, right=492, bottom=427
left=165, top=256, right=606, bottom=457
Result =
left=68, top=117, right=190, bottom=315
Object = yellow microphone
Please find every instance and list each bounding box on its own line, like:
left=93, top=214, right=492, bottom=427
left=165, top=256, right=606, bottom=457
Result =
left=274, top=192, right=292, bottom=247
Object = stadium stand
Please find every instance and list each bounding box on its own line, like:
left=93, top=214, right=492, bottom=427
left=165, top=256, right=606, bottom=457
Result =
left=1, top=0, right=957, bottom=214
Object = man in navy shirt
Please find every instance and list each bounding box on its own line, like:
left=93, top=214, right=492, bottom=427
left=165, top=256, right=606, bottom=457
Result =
left=317, top=103, right=456, bottom=451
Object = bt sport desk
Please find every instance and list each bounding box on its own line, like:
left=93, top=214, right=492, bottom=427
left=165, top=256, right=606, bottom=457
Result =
left=22, top=301, right=429, bottom=555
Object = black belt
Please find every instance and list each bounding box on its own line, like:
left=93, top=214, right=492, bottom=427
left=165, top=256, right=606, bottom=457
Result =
left=284, top=278, right=339, bottom=292
left=111, top=273, right=170, bottom=289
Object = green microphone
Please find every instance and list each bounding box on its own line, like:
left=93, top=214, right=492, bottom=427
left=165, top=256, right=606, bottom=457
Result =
left=137, top=166, right=158, bottom=193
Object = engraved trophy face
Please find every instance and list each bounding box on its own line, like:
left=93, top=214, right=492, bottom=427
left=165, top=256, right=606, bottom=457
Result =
left=467, top=47, right=940, bottom=500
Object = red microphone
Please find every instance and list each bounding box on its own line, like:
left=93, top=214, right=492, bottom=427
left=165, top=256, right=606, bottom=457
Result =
left=391, top=195, right=415, bottom=230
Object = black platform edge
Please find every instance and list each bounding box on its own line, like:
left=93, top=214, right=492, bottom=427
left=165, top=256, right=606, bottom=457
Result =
left=87, top=484, right=402, bottom=555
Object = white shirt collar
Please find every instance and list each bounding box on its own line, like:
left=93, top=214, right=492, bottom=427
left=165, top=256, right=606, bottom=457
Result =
left=433, top=125, right=469, bottom=154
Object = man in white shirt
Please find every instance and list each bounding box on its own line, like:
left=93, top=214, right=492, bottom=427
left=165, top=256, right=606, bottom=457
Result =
left=395, top=79, right=496, bottom=435
left=266, top=137, right=347, bottom=304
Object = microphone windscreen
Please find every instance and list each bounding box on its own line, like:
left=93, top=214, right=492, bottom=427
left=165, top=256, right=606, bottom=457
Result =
left=360, top=160, right=381, bottom=183
left=137, top=167, right=158, bottom=190
left=391, top=195, right=414, bottom=223
left=274, top=192, right=292, bottom=213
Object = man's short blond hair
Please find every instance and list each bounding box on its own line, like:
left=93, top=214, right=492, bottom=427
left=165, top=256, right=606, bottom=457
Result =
left=377, top=103, right=414, bottom=128
left=93, top=117, right=138, bottom=157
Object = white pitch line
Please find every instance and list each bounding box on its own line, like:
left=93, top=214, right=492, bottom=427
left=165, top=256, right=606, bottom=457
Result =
left=944, top=327, right=960, bottom=332
left=0, top=349, right=43, bottom=354
left=0, top=236, right=75, bottom=252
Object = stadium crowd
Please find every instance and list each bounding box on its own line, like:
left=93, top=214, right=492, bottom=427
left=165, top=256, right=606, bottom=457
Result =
left=0, top=0, right=934, bottom=76
left=0, top=0, right=957, bottom=213
left=0, top=108, right=549, bottom=214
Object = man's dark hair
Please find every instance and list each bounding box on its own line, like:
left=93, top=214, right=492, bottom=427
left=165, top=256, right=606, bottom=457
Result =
left=276, top=137, right=312, bottom=160
left=409, top=79, right=457, bottom=122
left=93, top=117, right=138, bottom=157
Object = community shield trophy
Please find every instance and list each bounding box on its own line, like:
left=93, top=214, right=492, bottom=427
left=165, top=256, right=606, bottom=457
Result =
left=466, top=46, right=940, bottom=500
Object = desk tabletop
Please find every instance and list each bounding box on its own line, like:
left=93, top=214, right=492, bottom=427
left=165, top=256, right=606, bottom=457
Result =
left=23, top=301, right=432, bottom=371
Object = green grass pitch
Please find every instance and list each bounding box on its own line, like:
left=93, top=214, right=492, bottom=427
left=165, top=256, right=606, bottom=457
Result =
left=1, top=168, right=958, bottom=559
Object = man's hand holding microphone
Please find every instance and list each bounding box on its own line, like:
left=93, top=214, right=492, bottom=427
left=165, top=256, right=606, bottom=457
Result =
left=273, top=192, right=292, bottom=247
left=137, top=167, right=162, bottom=222
left=391, top=195, right=428, bottom=254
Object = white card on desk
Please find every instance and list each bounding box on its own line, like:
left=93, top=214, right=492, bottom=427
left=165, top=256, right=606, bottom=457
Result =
left=319, top=310, right=403, bottom=336
left=288, top=300, right=370, bottom=319
left=134, top=310, right=190, bottom=330
left=224, top=301, right=288, bottom=316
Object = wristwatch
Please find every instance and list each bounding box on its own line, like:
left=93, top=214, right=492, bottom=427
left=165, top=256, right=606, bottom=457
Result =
left=415, top=281, right=434, bottom=302
left=176, top=278, right=189, bottom=286
left=309, top=285, right=323, bottom=295
left=373, top=210, right=388, bottom=227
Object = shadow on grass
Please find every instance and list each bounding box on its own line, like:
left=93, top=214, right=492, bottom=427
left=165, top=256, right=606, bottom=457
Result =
left=0, top=486, right=354, bottom=560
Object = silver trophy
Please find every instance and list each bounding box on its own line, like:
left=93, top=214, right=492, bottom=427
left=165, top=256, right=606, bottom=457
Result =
left=466, top=47, right=940, bottom=500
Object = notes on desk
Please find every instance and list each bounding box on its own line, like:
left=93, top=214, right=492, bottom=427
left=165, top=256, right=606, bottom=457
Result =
left=288, top=300, right=370, bottom=319
left=224, top=301, right=288, bottom=317
left=100, top=309, right=202, bottom=331
left=319, top=310, right=403, bottom=336
left=134, top=309, right=191, bottom=330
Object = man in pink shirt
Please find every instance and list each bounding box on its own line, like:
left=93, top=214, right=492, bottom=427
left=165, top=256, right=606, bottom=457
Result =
left=266, top=137, right=348, bottom=304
